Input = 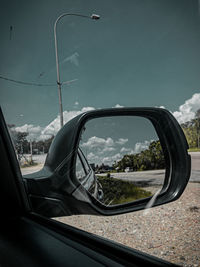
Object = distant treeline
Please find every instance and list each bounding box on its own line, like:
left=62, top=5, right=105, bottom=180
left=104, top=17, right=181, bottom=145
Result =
left=7, top=124, right=54, bottom=155
left=113, top=140, right=165, bottom=172
left=181, top=109, right=200, bottom=149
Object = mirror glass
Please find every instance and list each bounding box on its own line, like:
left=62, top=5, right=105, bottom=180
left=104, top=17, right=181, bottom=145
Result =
left=76, top=116, right=166, bottom=206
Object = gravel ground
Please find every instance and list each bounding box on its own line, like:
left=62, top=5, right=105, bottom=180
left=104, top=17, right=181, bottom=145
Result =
left=55, top=182, right=200, bottom=267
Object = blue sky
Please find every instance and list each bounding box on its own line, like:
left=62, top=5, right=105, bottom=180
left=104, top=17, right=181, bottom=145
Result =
left=0, top=0, right=200, bottom=134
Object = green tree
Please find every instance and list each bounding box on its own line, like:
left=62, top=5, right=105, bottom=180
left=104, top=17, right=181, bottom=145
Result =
left=7, top=125, right=29, bottom=163
left=182, top=110, right=200, bottom=149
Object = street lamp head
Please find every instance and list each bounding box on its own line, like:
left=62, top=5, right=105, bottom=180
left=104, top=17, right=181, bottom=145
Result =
left=91, top=14, right=100, bottom=20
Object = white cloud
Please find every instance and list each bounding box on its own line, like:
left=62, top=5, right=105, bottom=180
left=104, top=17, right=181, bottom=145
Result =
left=14, top=107, right=95, bottom=141
left=40, top=107, right=95, bottom=140
left=82, top=136, right=114, bottom=149
left=62, top=52, right=79, bottom=66
left=12, top=93, right=200, bottom=142
left=155, top=105, right=165, bottom=109
left=173, top=93, right=200, bottom=124
left=15, top=124, right=43, bottom=141
left=113, top=104, right=124, bottom=108
left=81, top=107, right=95, bottom=112
left=116, top=138, right=128, bottom=145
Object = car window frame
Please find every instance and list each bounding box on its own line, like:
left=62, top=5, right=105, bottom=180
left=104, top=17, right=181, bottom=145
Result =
left=0, top=107, right=181, bottom=267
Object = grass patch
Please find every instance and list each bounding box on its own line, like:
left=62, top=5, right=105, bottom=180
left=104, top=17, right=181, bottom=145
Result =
left=97, top=175, right=152, bottom=205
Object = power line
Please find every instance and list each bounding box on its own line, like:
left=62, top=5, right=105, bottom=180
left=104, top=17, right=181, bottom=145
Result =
left=0, top=75, right=55, bottom=87
left=0, top=75, right=77, bottom=87
left=9, top=26, right=13, bottom=41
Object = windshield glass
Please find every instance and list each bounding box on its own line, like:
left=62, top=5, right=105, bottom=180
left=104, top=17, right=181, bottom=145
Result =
left=1, top=1, right=200, bottom=266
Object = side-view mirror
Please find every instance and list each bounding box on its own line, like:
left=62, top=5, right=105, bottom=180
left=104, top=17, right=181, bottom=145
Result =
left=23, top=108, right=191, bottom=217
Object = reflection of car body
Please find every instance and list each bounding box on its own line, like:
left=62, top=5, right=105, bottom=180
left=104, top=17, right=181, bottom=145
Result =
left=76, top=149, right=104, bottom=201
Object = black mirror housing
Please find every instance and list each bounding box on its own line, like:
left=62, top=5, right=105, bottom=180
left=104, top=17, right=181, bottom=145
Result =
left=23, top=108, right=191, bottom=217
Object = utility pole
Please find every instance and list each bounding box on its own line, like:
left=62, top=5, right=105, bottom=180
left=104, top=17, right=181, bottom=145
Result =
left=30, top=139, right=33, bottom=162
left=54, top=13, right=100, bottom=128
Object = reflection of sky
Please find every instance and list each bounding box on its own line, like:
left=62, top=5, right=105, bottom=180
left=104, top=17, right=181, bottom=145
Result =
left=79, top=116, right=158, bottom=165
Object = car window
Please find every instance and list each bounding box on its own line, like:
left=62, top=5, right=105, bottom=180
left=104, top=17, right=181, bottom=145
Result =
left=78, top=149, right=91, bottom=175
left=1, top=1, right=200, bottom=266
left=76, top=153, right=87, bottom=182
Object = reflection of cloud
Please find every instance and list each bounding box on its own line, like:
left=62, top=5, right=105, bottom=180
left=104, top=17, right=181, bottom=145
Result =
left=100, top=147, right=115, bottom=154
left=82, top=136, right=114, bottom=148
left=120, top=147, right=132, bottom=153
left=81, top=136, right=130, bottom=165
left=134, top=140, right=151, bottom=153
left=85, top=139, right=154, bottom=165
left=116, top=138, right=128, bottom=145
left=82, top=136, right=129, bottom=153
left=173, top=93, right=200, bottom=124
left=102, top=153, right=122, bottom=165
left=87, top=152, right=100, bottom=163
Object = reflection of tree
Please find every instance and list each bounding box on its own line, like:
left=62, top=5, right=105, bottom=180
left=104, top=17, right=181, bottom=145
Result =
left=113, top=140, right=165, bottom=172
left=95, top=163, right=113, bottom=173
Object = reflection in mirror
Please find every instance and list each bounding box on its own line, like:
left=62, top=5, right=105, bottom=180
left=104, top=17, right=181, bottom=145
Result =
left=76, top=116, right=166, bottom=206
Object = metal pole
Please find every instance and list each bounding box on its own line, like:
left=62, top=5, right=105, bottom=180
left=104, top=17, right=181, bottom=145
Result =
left=54, top=13, right=100, bottom=128
left=30, top=139, right=33, bottom=161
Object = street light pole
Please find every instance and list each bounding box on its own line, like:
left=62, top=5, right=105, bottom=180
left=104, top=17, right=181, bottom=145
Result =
left=54, top=13, right=100, bottom=128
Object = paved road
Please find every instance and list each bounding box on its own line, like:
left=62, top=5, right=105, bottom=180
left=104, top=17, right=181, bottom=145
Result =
left=189, top=152, right=200, bottom=170
left=189, top=152, right=200, bottom=182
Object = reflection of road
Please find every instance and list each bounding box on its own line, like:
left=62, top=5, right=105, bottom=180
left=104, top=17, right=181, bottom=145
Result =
left=98, top=170, right=165, bottom=186
left=98, top=153, right=200, bottom=184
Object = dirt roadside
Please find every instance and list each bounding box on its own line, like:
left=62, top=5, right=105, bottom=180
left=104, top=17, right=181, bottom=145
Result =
left=21, top=154, right=200, bottom=266
left=56, top=182, right=200, bottom=267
